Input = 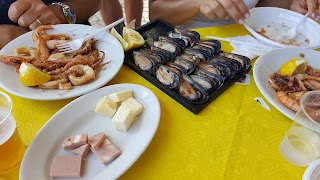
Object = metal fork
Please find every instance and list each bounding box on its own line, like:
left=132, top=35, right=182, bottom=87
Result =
left=57, top=18, right=125, bottom=53
left=276, top=13, right=309, bottom=41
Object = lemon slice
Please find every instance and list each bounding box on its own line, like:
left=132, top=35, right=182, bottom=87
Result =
left=122, top=27, right=145, bottom=50
left=19, top=62, right=51, bottom=86
left=280, top=57, right=308, bottom=76
left=110, top=27, right=130, bottom=52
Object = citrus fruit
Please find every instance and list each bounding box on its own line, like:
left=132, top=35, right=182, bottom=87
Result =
left=122, top=27, right=145, bottom=50
left=280, top=57, right=308, bottom=76
left=110, top=27, right=130, bottom=52
left=19, top=62, right=51, bottom=86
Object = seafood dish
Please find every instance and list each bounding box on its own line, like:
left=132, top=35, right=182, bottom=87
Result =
left=124, top=19, right=251, bottom=114
left=268, top=63, right=320, bottom=120
left=0, top=25, right=107, bottom=90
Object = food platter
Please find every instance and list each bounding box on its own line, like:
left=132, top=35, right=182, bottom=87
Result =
left=124, top=19, right=251, bottom=114
left=20, top=83, right=160, bottom=180
left=253, top=47, right=320, bottom=132
left=0, top=24, right=124, bottom=100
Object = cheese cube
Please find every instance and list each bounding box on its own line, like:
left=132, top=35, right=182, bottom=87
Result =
left=121, top=97, right=143, bottom=117
left=108, top=90, right=133, bottom=102
left=95, top=96, right=117, bottom=117
left=112, top=105, right=135, bottom=131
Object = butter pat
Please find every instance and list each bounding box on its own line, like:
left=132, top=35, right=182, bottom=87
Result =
left=112, top=105, right=135, bottom=131
left=95, top=96, right=117, bottom=117
left=121, top=97, right=143, bottom=117
left=108, top=90, right=133, bottom=102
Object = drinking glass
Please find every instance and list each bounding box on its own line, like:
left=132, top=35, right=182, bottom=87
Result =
left=0, top=91, right=25, bottom=173
left=279, top=91, right=320, bottom=167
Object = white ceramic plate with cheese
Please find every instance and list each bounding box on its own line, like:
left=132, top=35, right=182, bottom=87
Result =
left=0, top=24, right=124, bottom=100
left=20, top=83, right=161, bottom=180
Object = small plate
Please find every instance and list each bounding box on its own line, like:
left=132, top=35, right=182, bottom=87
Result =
left=253, top=48, right=320, bottom=131
left=20, top=83, right=161, bottom=180
left=0, top=24, right=124, bottom=100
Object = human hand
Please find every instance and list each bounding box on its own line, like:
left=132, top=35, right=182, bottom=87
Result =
left=199, top=0, right=249, bottom=24
left=290, top=0, right=320, bottom=20
left=8, top=0, right=60, bottom=30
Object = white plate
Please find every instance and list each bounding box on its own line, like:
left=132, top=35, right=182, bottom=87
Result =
left=244, top=7, right=320, bottom=48
left=0, top=24, right=124, bottom=100
left=253, top=48, right=320, bottom=132
left=20, top=83, right=161, bottom=180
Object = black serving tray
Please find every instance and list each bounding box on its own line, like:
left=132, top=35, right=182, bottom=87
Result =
left=124, top=19, right=251, bottom=114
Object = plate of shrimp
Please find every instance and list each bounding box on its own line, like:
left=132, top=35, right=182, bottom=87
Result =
left=0, top=24, right=124, bottom=100
left=253, top=47, right=320, bottom=122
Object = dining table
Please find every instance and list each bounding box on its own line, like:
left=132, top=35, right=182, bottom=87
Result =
left=1, top=23, right=309, bottom=180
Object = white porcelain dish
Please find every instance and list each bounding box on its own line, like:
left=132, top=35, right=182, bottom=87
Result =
left=0, top=24, right=124, bottom=100
left=20, top=83, right=161, bottom=180
left=253, top=48, right=320, bottom=131
left=244, top=7, right=320, bottom=48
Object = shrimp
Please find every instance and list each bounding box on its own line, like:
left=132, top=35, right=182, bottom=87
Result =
left=32, top=25, right=52, bottom=61
left=0, top=55, right=32, bottom=65
left=67, top=65, right=95, bottom=86
left=276, top=91, right=301, bottom=112
left=38, top=78, right=69, bottom=89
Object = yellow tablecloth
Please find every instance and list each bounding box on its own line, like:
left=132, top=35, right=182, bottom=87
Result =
left=1, top=24, right=307, bottom=180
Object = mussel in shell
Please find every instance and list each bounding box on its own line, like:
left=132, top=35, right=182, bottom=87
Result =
left=219, top=51, right=251, bottom=69
left=164, top=62, right=186, bottom=75
left=156, top=64, right=180, bottom=89
left=139, top=49, right=169, bottom=64
left=154, top=41, right=182, bottom=56
left=133, top=51, right=157, bottom=73
left=190, top=74, right=216, bottom=92
left=184, top=48, right=211, bottom=61
left=179, top=73, right=208, bottom=104
left=173, top=56, right=195, bottom=74
left=194, top=68, right=224, bottom=88
left=179, top=54, right=200, bottom=65
left=159, top=36, right=187, bottom=49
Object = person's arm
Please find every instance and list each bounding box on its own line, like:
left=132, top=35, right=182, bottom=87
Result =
left=149, top=0, right=200, bottom=25
left=124, top=0, right=143, bottom=27
left=149, top=0, right=249, bottom=26
left=290, top=0, right=320, bottom=20
left=0, top=25, right=29, bottom=49
left=100, top=0, right=123, bottom=26
left=48, top=0, right=102, bottom=24
left=256, top=0, right=291, bottom=9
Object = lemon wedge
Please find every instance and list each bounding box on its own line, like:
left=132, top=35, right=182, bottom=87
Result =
left=110, top=27, right=130, bottom=52
left=19, top=62, right=51, bottom=86
left=122, top=27, right=145, bottom=50
left=280, top=57, right=308, bottom=76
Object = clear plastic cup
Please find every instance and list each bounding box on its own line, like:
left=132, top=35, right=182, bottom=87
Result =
left=0, top=91, right=25, bottom=173
left=280, top=91, right=320, bottom=167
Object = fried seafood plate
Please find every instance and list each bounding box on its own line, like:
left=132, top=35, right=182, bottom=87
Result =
left=268, top=61, right=320, bottom=117
left=0, top=25, right=107, bottom=90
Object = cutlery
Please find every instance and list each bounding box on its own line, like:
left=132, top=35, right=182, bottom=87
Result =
left=57, top=18, right=125, bottom=53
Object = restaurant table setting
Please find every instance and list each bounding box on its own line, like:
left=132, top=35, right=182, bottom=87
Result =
left=2, top=7, right=320, bottom=180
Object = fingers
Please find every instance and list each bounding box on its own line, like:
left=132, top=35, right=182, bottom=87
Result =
left=306, top=0, right=318, bottom=18
left=8, top=1, right=31, bottom=23
left=8, top=0, right=60, bottom=30
left=199, top=0, right=249, bottom=24
left=218, top=0, right=248, bottom=23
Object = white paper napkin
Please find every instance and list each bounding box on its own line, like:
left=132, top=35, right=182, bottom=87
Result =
left=228, top=35, right=275, bottom=60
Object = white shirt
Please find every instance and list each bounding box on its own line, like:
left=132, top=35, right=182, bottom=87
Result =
left=178, top=0, right=259, bottom=29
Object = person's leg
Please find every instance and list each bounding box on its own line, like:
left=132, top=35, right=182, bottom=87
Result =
left=100, top=0, right=123, bottom=25
left=124, top=0, right=143, bottom=27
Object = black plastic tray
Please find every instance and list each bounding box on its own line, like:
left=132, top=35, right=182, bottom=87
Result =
left=124, top=19, right=251, bottom=114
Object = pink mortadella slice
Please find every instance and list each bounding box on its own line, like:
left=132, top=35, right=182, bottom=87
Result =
left=62, top=133, right=88, bottom=150
left=91, top=138, right=121, bottom=165
left=88, top=132, right=106, bottom=148
left=72, top=144, right=90, bottom=158
left=50, top=155, right=83, bottom=179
